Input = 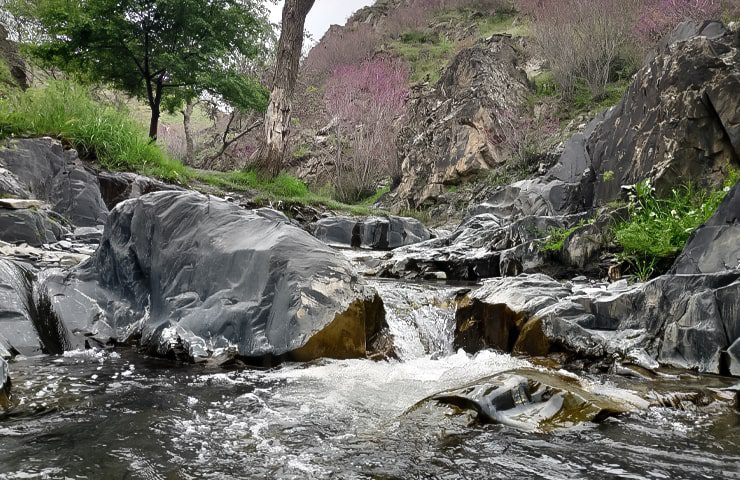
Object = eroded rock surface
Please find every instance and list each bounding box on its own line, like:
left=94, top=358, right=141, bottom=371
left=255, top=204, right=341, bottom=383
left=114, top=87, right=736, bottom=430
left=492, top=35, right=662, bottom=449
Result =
left=311, top=215, right=431, bottom=250
left=0, top=138, right=108, bottom=227
left=430, top=368, right=640, bottom=431
left=40, top=191, right=390, bottom=363
left=393, top=35, right=531, bottom=208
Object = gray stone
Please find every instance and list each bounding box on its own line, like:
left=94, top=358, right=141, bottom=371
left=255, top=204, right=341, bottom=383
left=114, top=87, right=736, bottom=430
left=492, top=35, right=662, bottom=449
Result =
left=431, top=368, right=637, bottom=431
left=0, top=207, right=67, bottom=246
left=584, top=22, right=739, bottom=206
left=97, top=171, right=181, bottom=209
left=672, top=180, right=740, bottom=274
left=40, top=191, right=389, bottom=363
left=0, top=138, right=108, bottom=227
left=72, top=226, right=104, bottom=243
left=0, top=259, right=46, bottom=358
left=0, top=198, right=43, bottom=209
left=312, top=215, right=432, bottom=250
left=728, top=338, right=740, bottom=377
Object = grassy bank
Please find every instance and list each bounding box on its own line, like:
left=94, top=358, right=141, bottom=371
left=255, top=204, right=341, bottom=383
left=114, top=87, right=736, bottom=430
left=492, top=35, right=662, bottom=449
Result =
left=0, top=81, right=395, bottom=218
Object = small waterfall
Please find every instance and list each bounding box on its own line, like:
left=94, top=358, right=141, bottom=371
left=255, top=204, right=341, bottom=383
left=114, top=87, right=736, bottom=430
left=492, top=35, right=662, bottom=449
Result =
left=367, top=279, right=459, bottom=361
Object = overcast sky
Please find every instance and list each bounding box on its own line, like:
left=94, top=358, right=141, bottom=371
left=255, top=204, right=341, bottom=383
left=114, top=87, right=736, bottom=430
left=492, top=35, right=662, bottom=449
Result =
left=266, top=0, right=376, bottom=42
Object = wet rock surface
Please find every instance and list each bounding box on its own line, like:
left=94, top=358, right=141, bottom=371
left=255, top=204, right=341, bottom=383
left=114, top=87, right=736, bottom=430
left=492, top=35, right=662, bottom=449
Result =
left=0, top=259, right=44, bottom=359
left=40, top=191, right=389, bottom=363
left=0, top=206, right=68, bottom=246
left=430, top=368, right=640, bottom=431
left=311, top=215, right=432, bottom=250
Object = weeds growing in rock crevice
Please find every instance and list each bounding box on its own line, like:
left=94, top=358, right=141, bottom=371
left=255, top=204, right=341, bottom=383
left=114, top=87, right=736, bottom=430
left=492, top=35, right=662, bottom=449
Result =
left=614, top=171, right=740, bottom=280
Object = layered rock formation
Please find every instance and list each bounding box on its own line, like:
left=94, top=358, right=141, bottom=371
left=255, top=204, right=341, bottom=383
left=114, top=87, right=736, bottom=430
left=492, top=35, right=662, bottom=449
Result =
left=393, top=35, right=531, bottom=208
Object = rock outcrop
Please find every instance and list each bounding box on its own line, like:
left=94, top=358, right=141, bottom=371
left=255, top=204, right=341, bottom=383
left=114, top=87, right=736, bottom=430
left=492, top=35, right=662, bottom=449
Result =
left=0, top=24, right=27, bottom=90
left=40, top=191, right=389, bottom=363
left=468, top=21, right=739, bottom=221
left=0, top=205, right=67, bottom=246
left=0, top=138, right=108, bottom=227
left=311, top=215, right=432, bottom=250
left=672, top=179, right=740, bottom=274
left=393, top=35, right=531, bottom=208
left=0, top=258, right=51, bottom=359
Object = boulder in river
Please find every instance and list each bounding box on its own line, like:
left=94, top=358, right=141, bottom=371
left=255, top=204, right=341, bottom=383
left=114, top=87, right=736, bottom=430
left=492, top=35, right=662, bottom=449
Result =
left=430, top=368, right=641, bottom=431
left=40, top=191, right=390, bottom=363
left=0, top=258, right=59, bottom=359
left=311, top=215, right=432, bottom=250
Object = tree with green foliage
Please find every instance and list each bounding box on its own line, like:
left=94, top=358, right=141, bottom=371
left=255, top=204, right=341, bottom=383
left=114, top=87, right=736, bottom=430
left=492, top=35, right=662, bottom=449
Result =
left=13, top=0, right=271, bottom=140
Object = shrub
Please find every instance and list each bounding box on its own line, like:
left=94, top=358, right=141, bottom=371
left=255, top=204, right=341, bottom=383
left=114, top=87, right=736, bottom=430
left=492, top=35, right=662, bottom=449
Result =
left=324, top=58, right=409, bottom=202
left=614, top=171, right=739, bottom=280
left=0, top=81, right=186, bottom=181
left=636, top=0, right=722, bottom=43
left=517, top=0, right=640, bottom=98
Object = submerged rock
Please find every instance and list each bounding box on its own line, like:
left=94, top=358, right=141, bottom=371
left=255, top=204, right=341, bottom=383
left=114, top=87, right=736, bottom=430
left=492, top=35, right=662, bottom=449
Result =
left=40, top=191, right=390, bottom=363
left=430, top=368, right=639, bottom=431
left=311, top=215, right=432, bottom=250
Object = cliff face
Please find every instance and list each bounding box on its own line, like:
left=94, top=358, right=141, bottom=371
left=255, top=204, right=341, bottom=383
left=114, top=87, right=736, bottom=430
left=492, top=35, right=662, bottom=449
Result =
left=393, top=35, right=531, bottom=208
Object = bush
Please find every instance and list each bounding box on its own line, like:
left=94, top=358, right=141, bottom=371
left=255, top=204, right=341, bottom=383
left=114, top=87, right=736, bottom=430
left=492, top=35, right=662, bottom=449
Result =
left=614, top=171, right=739, bottom=280
left=636, top=0, right=722, bottom=43
left=324, top=58, right=409, bottom=202
left=517, top=0, right=640, bottom=99
left=0, top=81, right=186, bottom=181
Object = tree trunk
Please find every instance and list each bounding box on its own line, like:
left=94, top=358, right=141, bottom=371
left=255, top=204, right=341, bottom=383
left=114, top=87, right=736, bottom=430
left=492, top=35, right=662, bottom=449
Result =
left=182, top=99, right=195, bottom=164
left=147, top=77, right=164, bottom=140
left=253, top=0, right=315, bottom=176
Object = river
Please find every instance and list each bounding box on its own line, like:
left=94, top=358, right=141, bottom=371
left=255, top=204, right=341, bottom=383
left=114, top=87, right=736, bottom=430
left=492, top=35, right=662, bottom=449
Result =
left=1, top=276, right=739, bottom=479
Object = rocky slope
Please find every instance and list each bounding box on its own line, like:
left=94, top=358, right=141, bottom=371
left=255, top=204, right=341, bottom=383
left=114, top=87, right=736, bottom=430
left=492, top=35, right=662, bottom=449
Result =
left=393, top=34, right=531, bottom=207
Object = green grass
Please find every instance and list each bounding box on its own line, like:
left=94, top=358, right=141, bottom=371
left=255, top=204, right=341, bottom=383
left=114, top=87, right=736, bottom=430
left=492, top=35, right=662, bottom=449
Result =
left=476, top=12, right=528, bottom=37
left=540, top=220, right=590, bottom=253
left=358, top=185, right=391, bottom=206
left=614, top=171, right=740, bottom=280
left=391, top=34, right=456, bottom=84
left=0, top=81, right=186, bottom=182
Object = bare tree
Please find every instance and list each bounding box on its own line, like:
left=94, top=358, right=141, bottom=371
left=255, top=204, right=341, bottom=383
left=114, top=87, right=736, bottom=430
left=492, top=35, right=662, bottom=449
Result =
left=253, top=0, right=315, bottom=176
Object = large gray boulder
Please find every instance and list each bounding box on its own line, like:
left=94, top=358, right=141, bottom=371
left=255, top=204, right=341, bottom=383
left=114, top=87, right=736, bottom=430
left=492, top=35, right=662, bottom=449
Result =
left=0, top=138, right=108, bottom=227
left=582, top=21, right=739, bottom=206
left=672, top=180, right=740, bottom=274
left=40, top=191, right=389, bottom=363
left=393, top=35, right=531, bottom=208
left=311, top=215, right=432, bottom=250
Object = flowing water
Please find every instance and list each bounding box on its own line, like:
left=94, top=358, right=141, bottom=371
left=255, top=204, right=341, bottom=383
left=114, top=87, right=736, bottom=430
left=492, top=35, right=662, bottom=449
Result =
left=1, top=276, right=739, bottom=479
